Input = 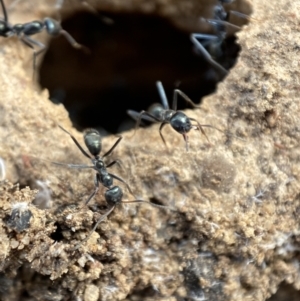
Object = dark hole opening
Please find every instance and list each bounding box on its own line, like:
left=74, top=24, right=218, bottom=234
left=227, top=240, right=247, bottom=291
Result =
left=50, top=222, right=64, bottom=242
left=39, top=9, right=244, bottom=134
left=128, top=284, right=160, bottom=299
left=149, top=197, right=165, bottom=207
left=266, top=282, right=300, bottom=301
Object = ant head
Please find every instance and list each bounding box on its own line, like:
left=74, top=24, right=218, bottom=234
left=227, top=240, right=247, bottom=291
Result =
left=170, top=112, right=192, bottom=134
left=44, top=18, right=61, bottom=36
left=105, top=186, right=123, bottom=206
left=148, top=103, right=164, bottom=120
left=84, top=129, right=102, bottom=156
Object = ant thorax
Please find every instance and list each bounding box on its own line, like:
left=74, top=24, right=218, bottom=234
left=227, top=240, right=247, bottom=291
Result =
left=21, top=21, right=45, bottom=35
left=163, top=109, right=175, bottom=122
left=99, top=172, right=113, bottom=187
left=12, top=23, right=24, bottom=34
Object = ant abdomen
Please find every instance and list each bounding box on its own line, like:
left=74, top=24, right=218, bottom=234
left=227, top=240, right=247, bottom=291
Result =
left=84, top=129, right=102, bottom=156
left=148, top=103, right=164, bottom=120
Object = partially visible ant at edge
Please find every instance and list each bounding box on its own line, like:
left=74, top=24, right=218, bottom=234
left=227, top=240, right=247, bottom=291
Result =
left=52, top=126, right=175, bottom=251
left=128, top=81, right=235, bottom=152
left=0, top=0, right=89, bottom=77
left=191, top=0, right=250, bottom=76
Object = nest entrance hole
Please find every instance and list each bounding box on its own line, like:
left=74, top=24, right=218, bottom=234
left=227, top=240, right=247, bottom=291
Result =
left=39, top=9, right=242, bottom=134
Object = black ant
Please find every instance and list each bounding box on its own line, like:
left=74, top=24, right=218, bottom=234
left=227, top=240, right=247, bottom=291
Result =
left=55, top=126, right=176, bottom=250
left=0, top=0, right=88, bottom=72
left=190, top=0, right=248, bottom=75
left=127, top=81, right=212, bottom=152
left=38, top=126, right=175, bottom=250
left=53, top=126, right=134, bottom=205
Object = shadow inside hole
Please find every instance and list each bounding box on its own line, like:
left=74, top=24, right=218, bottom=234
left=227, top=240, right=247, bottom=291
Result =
left=266, top=282, right=300, bottom=301
left=39, top=11, right=241, bottom=134
left=50, top=222, right=64, bottom=242
left=128, top=285, right=160, bottom=299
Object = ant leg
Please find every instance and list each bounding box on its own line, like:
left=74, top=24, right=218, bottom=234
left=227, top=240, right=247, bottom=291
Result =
left=182, top=133, right=189, bottom=152
left=79, top=0, right=114, bottom=25
left=156, top=81, right=170, bottom=109
left=0, top=0, right=8, bottom=22
left=228, top=10, right=251, bottom=21
left=27, top=155, right=94, bottom=169
left=159, top=122, right=168, bottom=147
left=106, top=159, right=124, bottom=170
left=190, top=33, right=228, bottom=75
left=102, top=136, right=122, bottom=158
left=20, top=35, right=45, bottom=77
left=172, top=89, right=201, bottom=111
left=51, top=162, right=94, bottom=169
left=106, top=160, right=118, bottom=168
left=122, top=199, right=176, bottom=211
left=127, top=110, right=158, bottom=122
left=59, top=29, right=90, bottom=54
left=56, top=0, right=113, bottom=25
left=106, top=160, right=128, bottom=181
left=203, top=18, right=241, bottom=31
left=58, top=125, right=92, bottom=159
left=85, top=174, right=100, bottom=205
left=108, top=173, right=135, bottom=198
left=198, top=124, right=245, bottom=141
left=71, top=205, right=116, bottom=251
left=189, top=117, right=211, bottom=144
left=127, top=110, right=159, bottom=138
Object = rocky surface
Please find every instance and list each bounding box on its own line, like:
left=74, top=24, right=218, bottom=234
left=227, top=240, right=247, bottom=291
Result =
left=0, top=0, right=299, bottom=300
